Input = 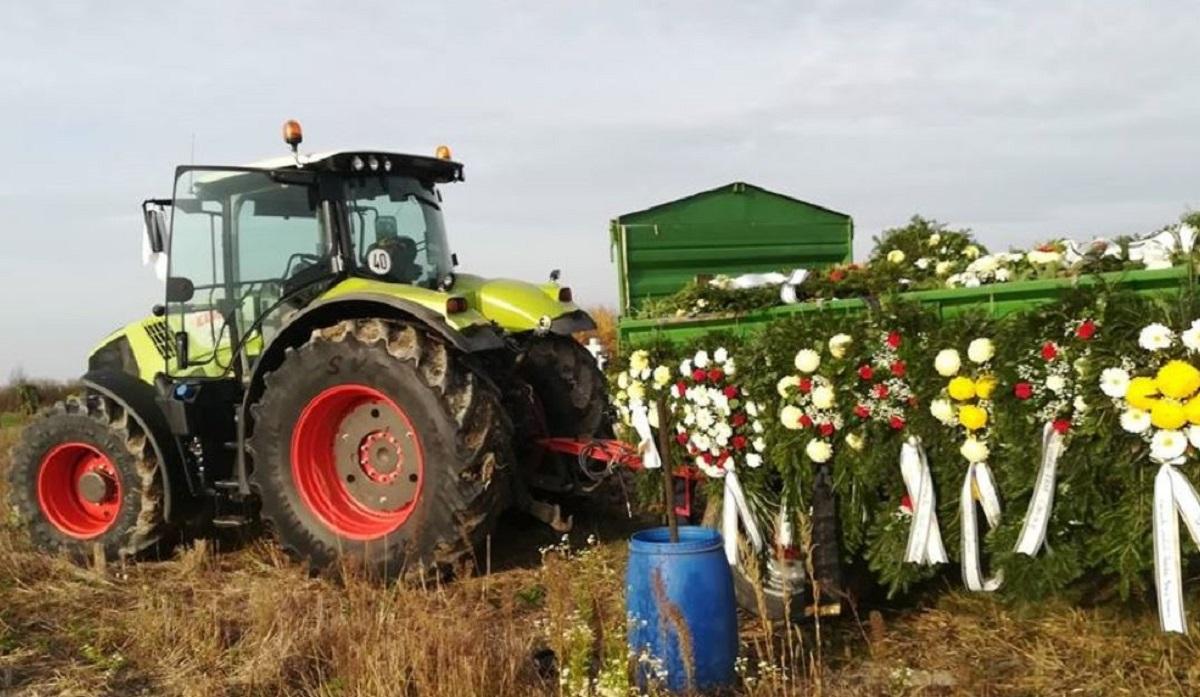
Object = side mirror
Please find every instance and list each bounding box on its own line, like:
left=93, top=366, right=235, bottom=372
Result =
left=144, top=208, right=166, bottom=254
left=165, top=276, right=195, bottom=303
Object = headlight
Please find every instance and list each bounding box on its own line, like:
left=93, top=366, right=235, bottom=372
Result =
left=368, top=156, right=379, bottom=171
left=351, top=155, right=365, bottom=171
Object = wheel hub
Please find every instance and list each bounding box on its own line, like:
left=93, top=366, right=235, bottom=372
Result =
left=332, top=401, right=420, bottom=512
left=77, top=469, right=115, bottom=504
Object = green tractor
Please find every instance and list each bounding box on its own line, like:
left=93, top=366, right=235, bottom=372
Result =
left=9, top=121, right=610, bottom=576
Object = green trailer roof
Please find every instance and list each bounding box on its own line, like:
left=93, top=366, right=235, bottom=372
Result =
left=611, top=182, right=853, bottom=315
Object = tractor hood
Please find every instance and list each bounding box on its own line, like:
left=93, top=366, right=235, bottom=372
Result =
left=453, top=274, right=591, bottom=334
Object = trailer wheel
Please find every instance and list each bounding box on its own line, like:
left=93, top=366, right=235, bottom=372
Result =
left=248, top=319, right=512, bottom=578
left=8, top=394, right=173, bottom=560
left=518, top=335, right=609, bottom=439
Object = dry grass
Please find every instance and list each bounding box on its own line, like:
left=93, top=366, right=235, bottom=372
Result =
left=2, top=419, right=1197, bottom=696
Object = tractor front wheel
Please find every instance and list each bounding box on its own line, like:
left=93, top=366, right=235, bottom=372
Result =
left=8, top=394, right=173, bottom=560
left=248, top=319, right=512, bottom=578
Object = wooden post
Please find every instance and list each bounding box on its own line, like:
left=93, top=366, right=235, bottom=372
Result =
left=655, top=397, right=679, bottom=543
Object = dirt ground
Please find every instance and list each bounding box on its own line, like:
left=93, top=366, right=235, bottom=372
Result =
left=1, top=419, right=1198, bottom=696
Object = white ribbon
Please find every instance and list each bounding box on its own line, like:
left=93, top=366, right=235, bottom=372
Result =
left=961, top=461, right=1004, bottom=592
left=629, top=401, right=661, bottom=470
left=899, top=437, right=948, bottom=565
left=722, top=469, right=764, bottom=566
left=1153, top=461, right=1200, bottom=634
left=1015, top=423, right=1065, bottom=556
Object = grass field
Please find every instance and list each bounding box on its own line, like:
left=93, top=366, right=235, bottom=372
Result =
left=2, top=418, right=1198, bottom=696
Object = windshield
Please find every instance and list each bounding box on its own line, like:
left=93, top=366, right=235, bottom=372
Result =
left=344, top=176, right=452, bottom=288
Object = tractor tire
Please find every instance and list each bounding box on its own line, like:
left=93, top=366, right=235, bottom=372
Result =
left=8, top=393, right=173, bottom=561
left=517, top=335, right=609, bottom=440
left=247, top=319, right=513, bottom=579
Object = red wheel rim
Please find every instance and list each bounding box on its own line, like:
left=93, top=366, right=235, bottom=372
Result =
left=290, top=384, right=425, bottom=540
left=36, top=442, right=122, bottom=539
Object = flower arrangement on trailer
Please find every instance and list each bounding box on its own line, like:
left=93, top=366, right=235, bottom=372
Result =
left=610, top=348, right=670, bottom=470
left=1099, top=320, right=1200, bottom=634
left=777, top=346, right=844, bottom=465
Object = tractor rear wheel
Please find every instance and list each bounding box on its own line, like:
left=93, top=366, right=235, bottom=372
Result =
left=247, top=319, right=512, bottom=578
left=8, top=394, right=173, bottom=560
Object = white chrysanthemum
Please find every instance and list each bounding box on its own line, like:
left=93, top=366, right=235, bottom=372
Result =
left=930, top=398, right=956, bottom=425
left=960, top=437, right=990, bottom=463
left=934, top=349, right=962, bottom=377
left=927, top=233, right=941, bottom=247
left=811, top=385, right=835, bottom=410
left=971, top=255, right=999, bottom=274
left=679, top=358, right=692, bottom=377
left=935, top=260, right=953, bottom=276
left=670, top=383, right=684, bottom=399
left=713, top=347, right=729, bottom=364
left=963, top=245, right=981, bottom=259
left=805, top=439, right=833, bottom=463
left=780, top=405, right=805, bottom=430
left=1099, top=368, right=1131, bottom=398
left=1119, top=408, right=1151, bottom=434
left=794, top=349, right=821, bottom=373
left=1074, top=395, right=1088, bottom=413
left=723, top=358, right=737, bottom=376
left=752, top=437, right=765, bottom=452
left=1182, top=322, right=1200, bottom=352
left=994, top=268, right=1011, bottom=282
left=1046, top=375, right=1066, bottom=394
left=915, top=257, right=930, bottom=270
left=1138, top=323, right=1174, bottom=351
left=745, top=453, right=763, bottom=469
left=753, top=420, right=765, bottom=434
left=828, top=333, right=853, bottom=359
left=652, top=365, right=671, bottom=388
left=967, top=338, right=995, bottom=364
left=617, top=372, right=630, bottom=389
left=627, top=382, right=646, bottom=403
left=693, top=350, right=710, bottom=369
left=887, top=249, right=906, bottom=264
left=776, top=375, right=800, bottom=397
left=745, top=401, right=759, bottom=417
left=1188, top=425, right=1200, bottom=449
left=1151, top=429, right=1188, bottom=463
left=845, top=432, right=865, bottom=451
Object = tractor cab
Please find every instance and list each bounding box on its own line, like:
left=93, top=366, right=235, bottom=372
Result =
left=144, top=123, right=467, bottom=380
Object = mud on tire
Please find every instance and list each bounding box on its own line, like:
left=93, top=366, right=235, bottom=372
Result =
left=8, top=393, right=173, bottom=560
left=247, top=318, right=513, bottom=579
left=517, top=335, right=610, bottom=440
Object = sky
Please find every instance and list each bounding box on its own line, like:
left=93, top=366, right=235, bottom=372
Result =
left=1, top=1, right=1198, bottom=379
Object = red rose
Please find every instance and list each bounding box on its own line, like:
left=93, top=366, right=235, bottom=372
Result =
left=889, top=415, right=906, bottom=430
left=692, top=369, right=707, bottom=382
left=829, top=268, right=846, bottom=282
left=732, top=435, right=747, bottom=450
left=717, top=450, right=730, bottom=465
left=887, top=331, right=902, bottom=349
left=890, top=360, right=907, bottom=377
left=854, top=404, right=871, bottom=419
left=1052, top=419, right=1071, bottom=435
left=799, top=414, right=813, bottom=428
left=858, top=364, right=874, bottom=380
left=873, top=383, right=890, bottom=399
left=675, top=381, right=687, bottom=396
left=818, top=422, right=835, bottom=437
left=702, top=452, right=714, bottom=464
left=1041, top=342, right=1058, bottom=361
left=1076, top=320, right=1097, bottom=340
left=732, top=414, right=747, bottom=429
left=708, top=368, right=724, bottom=382
left=675, top=433, right=689, bottom=445
left=1014, top=382, right=1033, bottom=400
left=723, top=385, right=739, bottom=399
left=900, top=494, right=913, bottom=513
left=798, top=377, right=813, bottom=393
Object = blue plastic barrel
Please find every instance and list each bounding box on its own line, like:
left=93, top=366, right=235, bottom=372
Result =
left=626, top=526, right=737, bottom=692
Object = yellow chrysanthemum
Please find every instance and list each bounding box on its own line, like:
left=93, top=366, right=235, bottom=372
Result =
left=974, top=375, right=997, bottom=400
left=1185, top=394, right=1200, bottom=425
left=948, top=376, right=977, bottom=402
left=958, top=404, right=988, bottom=431
left=1155, top=360, right=1200, bottom=400
left=1150, top=399, right=1188, bottom=430
left=1125, top=376, right=1160, bottom=411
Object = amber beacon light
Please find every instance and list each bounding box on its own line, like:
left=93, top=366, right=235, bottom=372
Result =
left=434, top=144, right=452, bottom=160
left=282, top=120, right=304, bottom=150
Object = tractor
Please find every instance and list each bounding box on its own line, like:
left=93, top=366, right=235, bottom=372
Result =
left=9, top=121, right=611, bottom=577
